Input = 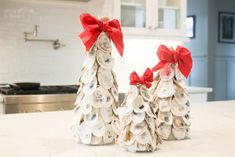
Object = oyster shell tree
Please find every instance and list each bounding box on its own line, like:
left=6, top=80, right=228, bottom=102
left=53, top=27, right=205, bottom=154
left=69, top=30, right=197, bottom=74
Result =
left=117, top=68, right=162, bottom=152
left=72, top=13, right=124, bottom=145
left=151, top=45, right=193, bottom=140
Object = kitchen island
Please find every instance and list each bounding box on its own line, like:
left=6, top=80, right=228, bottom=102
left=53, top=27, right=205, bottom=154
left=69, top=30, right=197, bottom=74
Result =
left=0, top=101, right=235, bottom=157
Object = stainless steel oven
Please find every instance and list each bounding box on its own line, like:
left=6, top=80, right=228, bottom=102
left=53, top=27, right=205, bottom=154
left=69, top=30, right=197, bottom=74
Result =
left=0, top=85, right=78, bottom=114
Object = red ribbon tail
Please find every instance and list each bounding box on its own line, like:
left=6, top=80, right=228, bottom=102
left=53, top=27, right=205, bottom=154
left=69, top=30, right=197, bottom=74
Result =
left=152, top=61, right=170, bottom=72
left=79, top=30, right=101, bottom=52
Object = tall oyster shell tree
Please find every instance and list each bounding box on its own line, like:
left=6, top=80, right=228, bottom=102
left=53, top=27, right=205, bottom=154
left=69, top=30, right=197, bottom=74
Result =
left=118, top=68, right=162, bottom=152
left=151, top=45, right=193, bottom=140
left=73, top=13, right=124, bottom=145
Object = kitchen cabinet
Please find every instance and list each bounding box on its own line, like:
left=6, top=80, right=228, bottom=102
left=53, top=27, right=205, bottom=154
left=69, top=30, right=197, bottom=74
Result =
left=113, top=0, right=187, bottom=39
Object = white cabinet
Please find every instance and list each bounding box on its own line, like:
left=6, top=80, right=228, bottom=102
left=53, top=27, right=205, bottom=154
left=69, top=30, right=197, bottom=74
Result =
left=113, top=0, right=187, bottom=39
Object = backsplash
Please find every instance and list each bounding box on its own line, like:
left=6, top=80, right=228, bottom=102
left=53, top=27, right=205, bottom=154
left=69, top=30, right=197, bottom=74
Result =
left=0, top=0, right=113, bottom=85
left=0, top=0, right=181, bottom=92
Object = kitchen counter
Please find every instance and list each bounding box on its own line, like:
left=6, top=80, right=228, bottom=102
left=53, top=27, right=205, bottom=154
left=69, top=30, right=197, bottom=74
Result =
left=188, top=86, right=212, bottom=103
left=0, top=101, right=235, bottom=157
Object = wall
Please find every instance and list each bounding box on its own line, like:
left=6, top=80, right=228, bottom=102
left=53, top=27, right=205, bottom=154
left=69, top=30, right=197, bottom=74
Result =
left=186, top=0, right=235, bottom=100
left=211, top=0, right=235, bottom=100
left=0, top=0, right=113, bottom=85
left=184, top=0, right=209, bottom=88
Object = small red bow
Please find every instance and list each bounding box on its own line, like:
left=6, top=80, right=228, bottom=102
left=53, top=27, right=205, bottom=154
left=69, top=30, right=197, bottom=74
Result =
left=152, top=45, right=193, bottom=78
left=130, top=68, right=154, bottom=88
left=79, top=13, right=124, bottom=57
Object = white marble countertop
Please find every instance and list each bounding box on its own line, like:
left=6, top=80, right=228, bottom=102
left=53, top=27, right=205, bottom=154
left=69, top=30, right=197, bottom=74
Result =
left=0, top=101, right=235, bottom=157
left=188, top=86, right=213, bottom=94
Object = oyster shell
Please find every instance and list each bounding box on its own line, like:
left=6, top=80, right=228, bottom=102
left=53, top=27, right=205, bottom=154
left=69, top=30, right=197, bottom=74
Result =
left=132, top=112, right=145, bottom=124
left=133, top=95, right=149, bottom=113
left=97, top=50, right=114, bottom=70
left=100, top=107, right=114, bottom=123
left=81, top=64, right=97, bottom=84
left=98, top=67, right=113, bottom=89
left=172, top=127, right=186, bottom=140
left=139, top=85, right=153, bottom=101
left=92, top=121, right=106, bottom=137
left=96, top=32, right=112, bottom=53
left=158, top=112, right=173, bottom=125
left=83, top=78, right=97, bottom=95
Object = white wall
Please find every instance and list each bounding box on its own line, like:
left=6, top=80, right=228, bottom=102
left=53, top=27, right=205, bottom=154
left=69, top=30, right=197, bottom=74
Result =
left=0, top=0, right=113, bottom=85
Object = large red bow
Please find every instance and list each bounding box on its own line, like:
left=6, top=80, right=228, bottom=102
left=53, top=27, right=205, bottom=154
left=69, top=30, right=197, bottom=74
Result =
left=79, top=13, right=124, bottom=57
left=130, top=68, right=153, bottom=88
left=152, top=45, right=193, bottom=78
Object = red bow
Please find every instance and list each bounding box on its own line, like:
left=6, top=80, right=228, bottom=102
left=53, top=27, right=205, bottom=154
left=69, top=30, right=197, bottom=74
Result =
left=130, top=68, right=153, bottom=88
left=152, top=45, right=193, bottom=78
left=79, top=13, right=124, bottom=57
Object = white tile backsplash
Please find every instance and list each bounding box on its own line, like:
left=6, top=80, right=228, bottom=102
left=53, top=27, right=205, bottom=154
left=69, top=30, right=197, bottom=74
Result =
left=0, top=0, right=107, bottom=85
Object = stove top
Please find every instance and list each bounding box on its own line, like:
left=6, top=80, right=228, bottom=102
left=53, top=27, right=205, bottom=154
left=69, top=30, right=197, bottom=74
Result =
left=0, top=85, right=79, bottom=95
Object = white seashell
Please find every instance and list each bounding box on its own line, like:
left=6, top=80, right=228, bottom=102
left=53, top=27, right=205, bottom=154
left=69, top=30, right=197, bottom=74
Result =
left=96, top=50, right=114, bottom=70
left=174, top=64, right=183, bottom=81
left=103, top=125, right=115, bottom=143
left=103, top=90, right=114, bottom=108
left=111, top=117, right=122, bottom=134
left=83, top=78, right=97, bottom=95
left=81, top=64, right=97, bottom=84
left=171, top=99, right=190, bottom=117
left=111, top=71, right=118, bottom=88
left=182, top=113, right=191, bottom=125
left=127, top=85, right=138, bottom=102
left=92, top=86, right=107, bottom=108
left=158, top=98, right=171, bottom=112
left=122, top=129, right=136, bottom=145
left=91, top=121, right=106, bottom=137
left=111, top=102, right=118, bottom=115
left=80, top=95, right=93, bottom=115
left=156, top=80, right=175, bottom=98
left=84, top=109, right=99, bottom=126
left=110, top=85, right=118, bottom=102
left=100, top=107, right=114, bottom=123
left=133, top=95, right=149, bottom=113
left=139, top=85, right=153, bottom=101
left=158, top=112, right=173, bottom=125
left=96, top=32, right=112, bottom=53
left=174, top=92, right=189, bottom=105
left=159, top=65, right=174, bottom=81
left=117, top=106, right=132, bottom=125
left=76, top=83, right=83, bottom=95
left=79, top=122, right=92, bottom=144
left=123, top=114, right=132, bottom=126
left=145, top=117, right=155, bottom=135
left=90, top=135, right=103, bottom=145
left=98, top=67, right=114, bottom=89
left=173, top=117, right=186, bottom=129
left=83, top=49, right=96, bottom=69
left=136, top=131, right=152, bottom=145
left=146, top=107, right=156, bottom=118
left=156, top=123, right=171, bottom=140
left=74, top=92, right=84, bottom=106
left=130, top=121, right=147, bottom=135
left=123, top=104, right=134, bottom=116
left=132, top=112, right=145, bottom=124
left=172, top=127, right=186, bottom=140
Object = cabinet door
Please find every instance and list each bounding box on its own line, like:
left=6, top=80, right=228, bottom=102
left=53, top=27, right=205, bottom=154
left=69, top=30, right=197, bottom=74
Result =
left=153, top=0, right=187, bottom=37
left=113, top=0, right=152, bottom=35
